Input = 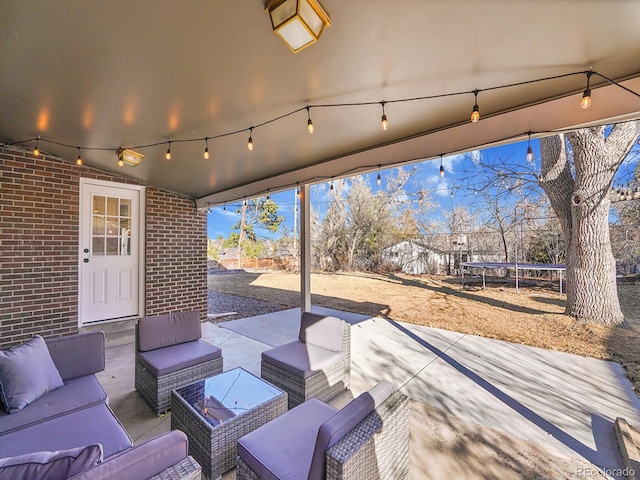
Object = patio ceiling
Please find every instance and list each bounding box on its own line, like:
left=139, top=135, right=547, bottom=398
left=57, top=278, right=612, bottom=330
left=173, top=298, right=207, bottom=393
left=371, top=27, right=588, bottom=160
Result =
left=1, top=1, right=640, bottom=208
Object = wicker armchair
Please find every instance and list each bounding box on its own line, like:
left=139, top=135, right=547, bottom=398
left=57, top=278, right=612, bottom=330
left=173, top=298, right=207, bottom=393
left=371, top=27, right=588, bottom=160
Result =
left=135, top=311, right=223, bottom=415
left=261, top=312, right=350, bottom=409
left=236, top=381, right=410, bottom=480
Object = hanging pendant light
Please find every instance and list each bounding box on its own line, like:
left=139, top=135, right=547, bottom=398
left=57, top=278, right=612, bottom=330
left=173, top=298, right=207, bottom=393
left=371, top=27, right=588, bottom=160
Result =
left=265, top=0, right=331, bottom=53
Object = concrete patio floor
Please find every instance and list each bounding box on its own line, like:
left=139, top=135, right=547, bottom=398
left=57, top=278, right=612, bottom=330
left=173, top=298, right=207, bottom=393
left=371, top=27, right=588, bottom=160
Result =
left=97, top=308, right=640, bottom=479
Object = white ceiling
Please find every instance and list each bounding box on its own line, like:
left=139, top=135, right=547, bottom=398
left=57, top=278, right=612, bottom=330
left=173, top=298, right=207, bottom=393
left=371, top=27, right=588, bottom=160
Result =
left=1, top=1, right=640, bottom=208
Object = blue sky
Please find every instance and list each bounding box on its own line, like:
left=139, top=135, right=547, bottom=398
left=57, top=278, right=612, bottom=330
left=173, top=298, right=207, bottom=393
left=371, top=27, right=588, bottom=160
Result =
left=207, top=134, right=639, bottom=241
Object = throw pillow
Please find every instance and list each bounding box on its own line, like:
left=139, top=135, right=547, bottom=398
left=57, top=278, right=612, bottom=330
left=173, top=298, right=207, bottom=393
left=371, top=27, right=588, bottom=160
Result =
left=0, top=335, right=64, bottom=413
left=0, top=444, right=103, bottom=480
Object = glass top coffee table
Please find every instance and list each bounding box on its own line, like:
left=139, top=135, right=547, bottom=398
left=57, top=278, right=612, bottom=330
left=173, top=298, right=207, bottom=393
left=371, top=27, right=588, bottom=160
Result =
left=171, top=367, right=287, bottom=480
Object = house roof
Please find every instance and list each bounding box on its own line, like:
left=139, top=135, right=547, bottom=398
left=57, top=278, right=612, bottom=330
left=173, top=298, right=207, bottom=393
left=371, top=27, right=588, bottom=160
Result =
left=1, top=1, right=639, bottom=207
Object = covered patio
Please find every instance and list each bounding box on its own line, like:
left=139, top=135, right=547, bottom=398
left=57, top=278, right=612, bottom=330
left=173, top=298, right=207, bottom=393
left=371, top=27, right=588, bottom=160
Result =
left=99, top=308, right=640, bottom=479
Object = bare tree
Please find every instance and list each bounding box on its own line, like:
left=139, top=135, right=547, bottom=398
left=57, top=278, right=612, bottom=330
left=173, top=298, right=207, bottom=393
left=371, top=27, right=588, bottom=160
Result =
left=539, top=122, right=638, bottom=325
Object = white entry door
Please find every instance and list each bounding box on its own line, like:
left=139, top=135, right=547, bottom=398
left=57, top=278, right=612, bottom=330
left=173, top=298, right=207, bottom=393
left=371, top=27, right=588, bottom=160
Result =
left=79, top=179, right=144, bottom=325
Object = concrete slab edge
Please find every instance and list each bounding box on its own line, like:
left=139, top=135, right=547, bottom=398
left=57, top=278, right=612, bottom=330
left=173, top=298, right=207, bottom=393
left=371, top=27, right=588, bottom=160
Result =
left=615, top=417, right=640, bottom=480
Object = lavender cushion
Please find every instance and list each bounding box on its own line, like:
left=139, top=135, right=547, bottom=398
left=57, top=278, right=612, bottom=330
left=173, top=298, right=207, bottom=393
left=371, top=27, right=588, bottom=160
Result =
left=261, top=341, right=345, bottom=379
left=0, top=444, right=102, bottom=480
left=0, top=335, right=64, bottom=413
left=137, top=340, right=221, bottom=377
left=0, top=375, right=107, bottom=435
left=69, top=430, right=188, bottom=480
left=137, top=311, right=202, bottom=352
left=238, top=398, right=337, bottom=480
left=299, top=313, right=345, bottom=352
left=46, top=332, right=105, bottom=381
left=308, top=381, right=393, bottom=480
left=0, top=403, right=132, bottom=459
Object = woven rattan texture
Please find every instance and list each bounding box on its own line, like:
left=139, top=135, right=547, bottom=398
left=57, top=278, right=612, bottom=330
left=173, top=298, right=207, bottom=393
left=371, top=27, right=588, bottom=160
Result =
left=171, top=380, right=287, bottom=479
left=135, top=356, right=223, bottom=415
left=261, top=323, right=351, bottom=409
left=148, top=455, right=202, bottom=480
left=235, top=390, right=409, bottom=480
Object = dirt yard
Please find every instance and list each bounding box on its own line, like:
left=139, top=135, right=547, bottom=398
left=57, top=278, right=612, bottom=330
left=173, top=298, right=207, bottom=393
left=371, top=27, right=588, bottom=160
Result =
left=209, top=271, right=640, bottom=391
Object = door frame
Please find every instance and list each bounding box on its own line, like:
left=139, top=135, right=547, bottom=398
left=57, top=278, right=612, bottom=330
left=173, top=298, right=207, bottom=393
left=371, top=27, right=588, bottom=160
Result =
left=78, top=177, right=146, bottom=327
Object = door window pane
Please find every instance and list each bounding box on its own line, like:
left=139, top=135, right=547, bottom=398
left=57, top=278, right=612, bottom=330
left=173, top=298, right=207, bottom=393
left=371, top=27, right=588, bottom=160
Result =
left=92, top=237, right=105, bottom=256
left=91, top=195, right=133, bottom=257
left=106, top=238, right=119, bottom=255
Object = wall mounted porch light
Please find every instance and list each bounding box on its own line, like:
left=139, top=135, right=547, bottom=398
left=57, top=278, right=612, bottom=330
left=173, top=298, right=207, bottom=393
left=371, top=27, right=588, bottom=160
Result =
left=116, top=148, right=144, bottom=167
left=265, top=0, right=331, bottom=53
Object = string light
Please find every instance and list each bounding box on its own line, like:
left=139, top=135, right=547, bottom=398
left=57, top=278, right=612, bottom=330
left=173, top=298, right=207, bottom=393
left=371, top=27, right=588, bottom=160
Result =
left=380, top=101, right=388, bottom=131
left=470, top=90, right=480, bottom=123
left=439, top=155, right=445, bottom=178
left=306, top=107, right=314, bottom=134
left=76, top=147, right=83, bottom=166
left=203, top=137, right=210, bottom=159
left=581, top=71, right=593, bottom=109
left=247, top=128, right=254, bottom=151
left=118, top=153, right=124, bottom=167
left=14, top=69, right=640, bottom=175
left=376, top=165, right=382, bottom=186
left=526, top=131, right=534, bottom=163
left=330, top=177, right=334, bottom=193
left=296, top=183, right=301, bottom=198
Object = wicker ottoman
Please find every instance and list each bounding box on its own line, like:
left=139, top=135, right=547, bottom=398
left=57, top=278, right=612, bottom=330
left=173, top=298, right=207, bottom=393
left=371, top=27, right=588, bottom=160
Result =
left=171, top=368, right=287, bottom=480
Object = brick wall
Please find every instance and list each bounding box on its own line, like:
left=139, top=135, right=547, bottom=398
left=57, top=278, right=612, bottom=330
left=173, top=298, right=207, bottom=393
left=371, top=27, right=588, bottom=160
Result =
left=145, top=188, right=207, bottom=317
left=0, top=146, right=207, bottom=348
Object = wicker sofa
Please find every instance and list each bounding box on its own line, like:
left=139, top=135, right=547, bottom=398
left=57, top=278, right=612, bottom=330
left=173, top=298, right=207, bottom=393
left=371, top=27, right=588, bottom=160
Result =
left=236, top=380, right=410, bottom=480
left=0, top=332, right=201, bottom=479
left=261, top=312, right=351, bottom=409
left=135, top=310, right=223, bottom=415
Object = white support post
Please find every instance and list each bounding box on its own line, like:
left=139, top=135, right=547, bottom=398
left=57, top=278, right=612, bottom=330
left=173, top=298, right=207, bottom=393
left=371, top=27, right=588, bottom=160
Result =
left=300, top=184, right=311, bottom=314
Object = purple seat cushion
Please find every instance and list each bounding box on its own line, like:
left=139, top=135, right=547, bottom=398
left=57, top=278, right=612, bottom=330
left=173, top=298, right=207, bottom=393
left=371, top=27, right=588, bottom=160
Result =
left=261, top=341, right=345, bottom=379
left=308, top=381, right=394, bottom=480
left=238, top=398, right=337, bottom=480
left=0, top=403, right=132, bottom=460
left=137, top=311, right=202, bottom=352
left=299, top=313, right=345, bottom=352
left=137, top=340, right=221, bottom=377
left=46, top=332, right=105, bottom=381
left=0, top=375, right=107, bottom=435
left=69, top=430, right=189, bottom=480
left=0, top=444, right=102, bottom=480
left=0, top=335, right=64, bottom=413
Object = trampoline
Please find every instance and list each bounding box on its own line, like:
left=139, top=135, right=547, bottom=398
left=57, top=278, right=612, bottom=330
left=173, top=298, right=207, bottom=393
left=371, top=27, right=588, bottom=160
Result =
left=461, top=262, right=566, bottom=294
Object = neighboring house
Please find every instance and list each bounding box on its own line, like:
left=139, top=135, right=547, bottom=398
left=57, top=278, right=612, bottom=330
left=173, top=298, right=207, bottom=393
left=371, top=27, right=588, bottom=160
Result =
left=382, top=240, right=495, bottom=275
left=382, top=241, right=448, bottom=275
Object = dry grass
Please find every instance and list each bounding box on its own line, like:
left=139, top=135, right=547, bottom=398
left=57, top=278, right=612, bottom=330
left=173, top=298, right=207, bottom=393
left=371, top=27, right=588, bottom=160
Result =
left=209, top=271, right=640, bottom=390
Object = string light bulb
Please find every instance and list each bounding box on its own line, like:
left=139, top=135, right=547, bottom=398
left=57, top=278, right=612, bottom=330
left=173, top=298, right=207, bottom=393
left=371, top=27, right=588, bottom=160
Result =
left=380, top=102, right=388, bottom=131
left=76, top=147, right=83, bottom=166
left=470, top=90, right=480, bottom=123
left=247, top=128, right=254, bottom=151
left=296, top=183, right=301, bottom=198
left=118, top=153, right=124, bottom=167
left=376, top=165, right=382, bottom=186
left=581, top=71, right=592, bottom=109
left=526, top=131, right=534, bottom=163
left=306, top=107, right=314, bottom=134
left=330, top=177, right=334, bottom=193
left=439, top=155, right=445, bottom=178
left=33, top=137, right=40, bottom=157
left=203, top=138, right=210, bottom=159
left=165, top=141, right=172, bottom=160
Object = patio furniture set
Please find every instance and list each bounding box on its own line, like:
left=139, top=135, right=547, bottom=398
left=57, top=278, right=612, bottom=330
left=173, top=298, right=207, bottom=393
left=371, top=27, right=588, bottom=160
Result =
left=0, top=310, right=410, bottom=480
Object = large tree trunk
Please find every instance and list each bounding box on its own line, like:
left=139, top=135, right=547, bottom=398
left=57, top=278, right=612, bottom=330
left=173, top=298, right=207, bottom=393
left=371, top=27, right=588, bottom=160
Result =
left=538, top=123, right=637, bottom=325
